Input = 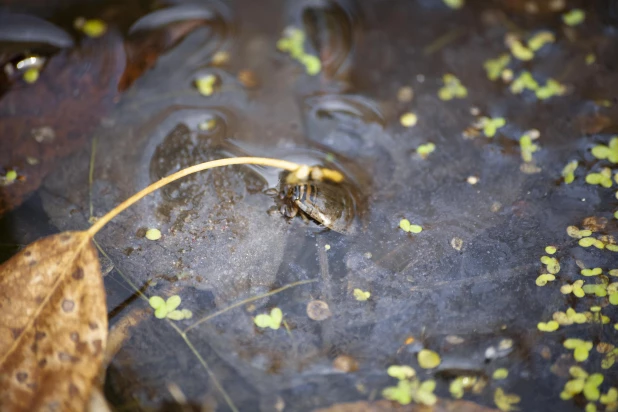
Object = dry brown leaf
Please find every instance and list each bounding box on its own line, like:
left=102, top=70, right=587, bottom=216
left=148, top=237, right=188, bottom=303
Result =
left=0, top=231, right=107, bottom=412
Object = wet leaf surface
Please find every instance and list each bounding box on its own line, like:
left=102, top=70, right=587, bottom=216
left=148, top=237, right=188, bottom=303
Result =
left=0, top=231, right=107, bottom=411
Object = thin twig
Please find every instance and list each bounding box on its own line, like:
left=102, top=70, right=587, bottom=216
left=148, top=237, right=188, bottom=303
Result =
left=89, top=137, right=97, bottom=222
left=87, top=157, right=302, bottom=236
left=184, top=279, right=318, bottom=333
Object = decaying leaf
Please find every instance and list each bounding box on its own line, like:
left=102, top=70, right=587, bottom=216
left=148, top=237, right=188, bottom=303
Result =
left=0, top=231, right=107, bottom=412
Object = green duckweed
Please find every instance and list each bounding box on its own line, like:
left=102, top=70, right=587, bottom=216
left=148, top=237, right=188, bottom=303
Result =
left=536, top=274, right=556, bottom=286
left=535, top=79, right=567, bottom=100
left=591, top=137, right=618, bottom=163
left=23, top=68, right=39, bottom=84
left=195, top=74, right=218, bottom=96
left=254, top=307, right=283, bottom=330
left=583, top=284, right=607, bottom=297
left=277, top=27, right=321, bottom=75
left=553, top=308, right=588, bottom=325
left=564, top=338, right=593, bottom=362
left=400, top=112, right=418, bottom=128
left=562, top=160, right=578, bottom=184
left=484, top=54, right=511, bottom=81
left=149, top=295, right=191, bottom=321
left=510, top=71, right=539, bottom=94
left=527, top=31, right=555, bottom=51
left=600, top=388, right=618, bottom=405
left=586, top=168, right=613, bottom=188
left=537, top=320, right=559, bottom=332
left=480, top=117, right=506, bottom=138
left=493, top=368, right=509, bottom=380
left=508, top=38, right=534, bottom=61
left=2, top=170, right=17, bottom=184
left=387, top=365, right=416, bottom=380
left=416, top=142, right=436, bottom=157
left=145, top=228, right=162, bottom=240
left=581, top=268, right=603, bottom=277
left=520, top=132, right=539, bottom=163
left=418, top=349, right=441, bottom=369
left=353, top=288, right=371, bottom=301
left=567, top=226, right=592, bottom=239
left=586, top=54, right=596, bottom=65
left=545, top=246, right=557, bottom=254
left=540, top=255, right=560, bottom=274
left=494, top=388, right=520, bottom=412
left=560, top=280, right=585, bottom=298
left=563, top=9, right=585, bottom=26
left=438, top=74, right=467, bottom=100
left=382, top=378, right=437, bottom=406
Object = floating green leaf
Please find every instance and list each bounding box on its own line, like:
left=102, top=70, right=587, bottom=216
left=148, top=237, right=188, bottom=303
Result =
left=418, top=349, right=441, bottom=369
left=510, top=71, right=539, bottom=94
left=536, top=79, right=566, bottom=100
left=254, top=307, right=283, bottom=330
left=353, top=288, right=371, bottom=301
left=564, top=338, right=593, bottom=362
left=438, top=74, right=467, bottom=100
left=480, top=117, right=506, bottom=138
left=586, top=168, right=613, bottom=188
left=493, top=368, right=509, bottom=380
left=416, top=142, right=436, bottom=157
left=494, top=388, right=520, bottom=412
left=563, top=9, right=585, bottom=26
left=387, top=365, right=416, bottom=380
left=591, top=137, right=618, bottom=163
left=484, top=54, right=511, bottom=81
left=562, top=161, right=578, bottom=184
left=149, top=295, right=190, bottom=321
left=508, top=38, right=534, bottom=61
left=443, top=0, right=464, bottom=9
left=537, top=321, right=559, bottom=332
left=195, top=74, right=218, bottom=96
left=520, top=132, right=539, bottom=163
left=527, top=31, right=555, bottom=51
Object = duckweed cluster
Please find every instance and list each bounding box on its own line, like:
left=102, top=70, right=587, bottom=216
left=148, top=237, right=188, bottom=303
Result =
left=149, top=295, right=193, bottom=321
left=564, top=339, right=594, bottom=362
left=353, top=288, right=371, bottom=301
left=399, top=219, right=423, bottom=234
left=254, top=307, right=283, bottom=330
left=74, top=17, right=107, bottom=38
left=591, top=137, right=618, bottom=163
left=277, top=27, right=321, bottom=75
left=195, top=74, right=218, bottom=96
left=494, top=387, right=521, bottom=412
left=562, top=161, right=578, bottom=184
left=479, top=117, right=506, bottom=138
left=382, top=366, right=437, bottom=407
left=553, top=308, right=587, bottom=325
left=520, top=131, right=540, bottom=163
left=438, top=74, right=467, bottom=100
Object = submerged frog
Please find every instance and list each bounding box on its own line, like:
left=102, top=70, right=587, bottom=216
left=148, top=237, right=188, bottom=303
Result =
left=280, top=181, right=355, bottom=234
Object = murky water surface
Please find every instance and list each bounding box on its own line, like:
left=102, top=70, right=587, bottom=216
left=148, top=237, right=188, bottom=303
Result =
left=1, top=0, right=618, bottom=411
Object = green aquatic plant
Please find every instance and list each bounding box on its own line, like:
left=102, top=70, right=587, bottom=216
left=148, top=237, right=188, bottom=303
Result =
left=399, top=219, right=423, bottom=234
left=493, top=368, right=509, bottom=380
left=149, top=295, right=193, bottom=321
left=581, top=268, right=603, bottom=277
left=479, top=117, right=506, bottom=138
left=528, top=31, right=555, bottom=52
left=387, top=365, right=416, bottom=380
left=537, top=320, right=559, bottom=332
left=484, top=54, right=511, bottom=81
left=586, top=168, right=613, bottom=188
left=353, top=288, right=371, bottom=301
left=510, top=71, right=539, bottom=94
left=562, top=161, right=578, bottom=184
left=591, top=137, right=618, bottom=164
left=536, top=79, right=566, bottom=100
left=553, top=308, right=587, bottom=325
left=277, top=27, right=321, bottom=75
left=567, top=226, right=592, bottom=239
left=563, top=9, right=585, bottom=26
left=536, top=274, right=556, bottom=286
left=195, top=74, right=217, bottom=96
left=416, top=142, right=436, bottom=157
left=418, top=349, right=441, bottom=369
left=560, top=281, right=585, bottom=298
left=254, top=307, right=283, bottom=330
left=564, top=338, right=593, bottom=362
left=494, top=387, right=520, bottom=412
left=561, top=366, right=602, bottom=401
left=438, top=74, right=467, bottom=100
left=520, top=132, right=539, bottom=163
left=540, top=255, right=560, bottom=274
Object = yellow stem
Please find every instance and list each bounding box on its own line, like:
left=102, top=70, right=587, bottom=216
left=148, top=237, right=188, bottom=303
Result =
left=87, top=157, right=302, bottom=236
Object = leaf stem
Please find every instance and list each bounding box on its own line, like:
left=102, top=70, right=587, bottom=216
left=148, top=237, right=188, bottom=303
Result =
left=87, top=157, right=301, bottom=236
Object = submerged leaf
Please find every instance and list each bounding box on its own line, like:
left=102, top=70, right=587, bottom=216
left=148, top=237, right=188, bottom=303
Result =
left=0, top=231, right=107, bottom=411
